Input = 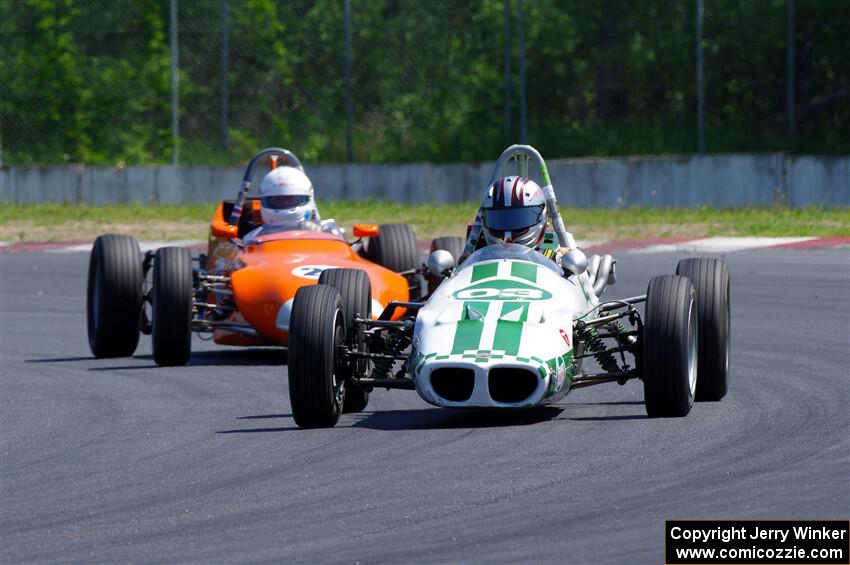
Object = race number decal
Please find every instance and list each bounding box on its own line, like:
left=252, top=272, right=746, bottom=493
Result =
left=291, top=265, right=337, bottom=279
left=452, top=279, right=552, bottom=301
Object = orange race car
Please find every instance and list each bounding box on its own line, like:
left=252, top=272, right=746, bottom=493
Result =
left=86, top=148, right=431, bottom=377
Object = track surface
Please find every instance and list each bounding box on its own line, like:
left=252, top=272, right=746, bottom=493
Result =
left=2, top=250, right=848, bottom=563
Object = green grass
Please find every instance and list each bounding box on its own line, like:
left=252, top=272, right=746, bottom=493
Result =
left=1, top=202, right=847, bottom=242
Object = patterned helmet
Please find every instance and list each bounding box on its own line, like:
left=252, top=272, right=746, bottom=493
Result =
left=481, top=176, right=547, bottom=248
left=258, top=166, right=318, bottom=228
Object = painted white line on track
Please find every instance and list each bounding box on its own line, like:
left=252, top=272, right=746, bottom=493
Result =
left=632, top=236, right=817, bottom=254
left=576, top=240, right=604, bottom=249
left=46, top=240, right=206, bottom=253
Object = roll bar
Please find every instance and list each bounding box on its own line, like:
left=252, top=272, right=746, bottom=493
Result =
left=228, top=147, right=304, bottom=226
left=463, top=144, right=575, bottom=257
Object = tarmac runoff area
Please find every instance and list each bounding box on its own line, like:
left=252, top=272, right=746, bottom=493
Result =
left=0, top=247, right=848, bottom=563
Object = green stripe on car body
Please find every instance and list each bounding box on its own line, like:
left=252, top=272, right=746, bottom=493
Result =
left=491, top=302, right=530, bottom=356
left=510, top=261, right=537, bottom=283
left=470, top=262, right=498, bottom=282
left=451, top=301, right=492, bottom=354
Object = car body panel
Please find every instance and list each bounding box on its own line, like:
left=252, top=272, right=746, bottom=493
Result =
left=205, top=204, right=409, bottom=346
left=411, top=244, right=598, bottom=408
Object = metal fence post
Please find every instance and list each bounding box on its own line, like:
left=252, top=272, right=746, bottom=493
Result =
left=344, top=0, right=354, bottom=163
left=170, top=0, right=179, bottom=165
left=221, top=0, right=230, bottom=154
left=504, top=0, right=512, bottom=144
left=787, top=0, right=795, bottom=140
left=517, top=0, right=527, bottom=144
left=696, top=0, right=705, bottom=154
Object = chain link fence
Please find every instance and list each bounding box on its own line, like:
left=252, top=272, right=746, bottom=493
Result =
left=1, top=0, right=847, bottom=167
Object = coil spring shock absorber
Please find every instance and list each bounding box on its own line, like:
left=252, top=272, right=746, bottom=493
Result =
left=578, top=325, right=620, bottom=373
left=371, top=330, right=412, bottom=378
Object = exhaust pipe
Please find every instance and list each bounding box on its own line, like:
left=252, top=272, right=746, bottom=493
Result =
left=592, top=254, right=617, bottom=297
left=587, top=254, right=601, bottom=283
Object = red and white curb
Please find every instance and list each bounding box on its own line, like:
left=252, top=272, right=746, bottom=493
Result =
left=1, top=236, right=847, bottom=254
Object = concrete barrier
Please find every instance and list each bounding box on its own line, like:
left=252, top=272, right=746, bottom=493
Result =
left=1, top=153, right=847, bottom=207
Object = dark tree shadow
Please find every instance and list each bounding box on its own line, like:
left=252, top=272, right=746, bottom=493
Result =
left=26, top=356, right=96, bottom=363
left=220, top=400, right=647, bottom=434
left=83, top=348, right=287, bottom=371
left=216, top=426, right=299, bottom=434
left=351, top=406, right=566, bottom=431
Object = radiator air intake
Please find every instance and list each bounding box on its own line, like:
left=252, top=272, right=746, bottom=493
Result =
left=488, top=368, right=539, bottom=403
left=430, top=368, right=475, bottom=402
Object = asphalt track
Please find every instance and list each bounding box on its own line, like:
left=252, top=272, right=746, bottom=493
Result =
left=1, top=249, right=848, bottom=564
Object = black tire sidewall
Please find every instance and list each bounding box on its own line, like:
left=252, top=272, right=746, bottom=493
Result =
left=151, top=247, right=193, bottom=366
left=288, top=285, right=345, bottom=428
left=86, top=234, right=143, bottom=358
left=676, top=258, right=730, bottom=401
left=643, top=275, right=697, bottom=417
left=367, top=224, right=420, bottom=273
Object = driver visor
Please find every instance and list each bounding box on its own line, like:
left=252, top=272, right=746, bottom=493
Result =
left=261, top=195, right=309, bottom=209
left=482, top=205, right=545, bottom=231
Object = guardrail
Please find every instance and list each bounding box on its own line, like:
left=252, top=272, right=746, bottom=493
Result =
left=1, top=153, right=847, bottom=207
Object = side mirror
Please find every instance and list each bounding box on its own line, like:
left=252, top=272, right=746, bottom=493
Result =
left=561, top=248, right=588, bottom=276
left=427, top=249, right=455, bottom=277
left=353, top=224, right=380, bottom=238
left=211, top=222, right=238, bottom=239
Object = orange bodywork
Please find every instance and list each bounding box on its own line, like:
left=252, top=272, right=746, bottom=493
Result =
left=205, top=201, right=410, bottom=347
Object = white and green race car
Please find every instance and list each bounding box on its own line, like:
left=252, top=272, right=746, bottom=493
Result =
left=286, top=145, right=731, bottom=428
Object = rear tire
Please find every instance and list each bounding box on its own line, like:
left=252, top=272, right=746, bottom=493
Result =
left=428, top=236, right=465, bottom=293
left=367, top=224, right=419, bottom=273
left=87, top=234, right=143, bottom=358
left=318, top=268, right=372, bottom=413
left=288, top=285, right=345, bottom=428
left=430, top=236, right=465, bottom=261
left=676, top=258, right=730, bottom=401
left=152, top=247, right=193, bottom=366
left=643, top=275, right=698, bottom=417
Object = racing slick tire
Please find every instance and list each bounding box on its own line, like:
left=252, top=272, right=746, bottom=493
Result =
left=367, top=224, right=420, bottom=273
left=430, top=236, right=465, bottom=261
left=288, top=284, right=346, bottom=428
left=151, top=247, right=193, bottom=366
left=676, top=257, right=730, bottom=401
left=318, top=268, right=372, bottom=413
left=428, top=236, right=465, bottom=293
left=642, top=275, right=698, bottom=417
left=87, top=234, right=144, bottom=358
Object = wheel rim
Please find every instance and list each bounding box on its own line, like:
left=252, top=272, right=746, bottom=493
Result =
left=332, top=311, right=345, bottom=408
left=724, top=280, right=730, bottom=373
left=687, top=297, right=698, bottom=396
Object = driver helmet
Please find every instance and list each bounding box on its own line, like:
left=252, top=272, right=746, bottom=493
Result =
left=258, top=166, right=318, bottom=228
left=481, top=176, right=548, bottom=248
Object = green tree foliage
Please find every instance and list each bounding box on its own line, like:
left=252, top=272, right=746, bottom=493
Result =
left=0, top=0, right=847, bottom=165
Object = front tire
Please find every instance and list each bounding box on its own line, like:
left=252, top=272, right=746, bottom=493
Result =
left=643, top=275, right=698, bottom=417
left=676, top=258, right=730, bottom=401
left=87, top=234, right=143, bottom=358
left=318, top=268, right=372, bottom=413
left=151, top=247, right=193, bottom=366
left=288, top=285, right=346, bottom=428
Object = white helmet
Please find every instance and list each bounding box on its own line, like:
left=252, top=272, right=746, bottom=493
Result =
left=258, top=166, right=318, bottom=228
left=481, top=176, right=547, bottom=248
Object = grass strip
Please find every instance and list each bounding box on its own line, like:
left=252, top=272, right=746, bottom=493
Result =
left=1, top=202, right=847, bottom=242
